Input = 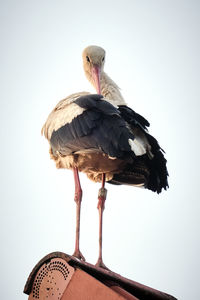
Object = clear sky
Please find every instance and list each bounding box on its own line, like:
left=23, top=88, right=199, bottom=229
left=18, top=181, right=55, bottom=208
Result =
left=0, top=0, right=199, bottom=299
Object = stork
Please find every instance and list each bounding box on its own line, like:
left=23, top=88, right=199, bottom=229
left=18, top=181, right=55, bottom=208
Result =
left=42, top=45, right=168, bottom=269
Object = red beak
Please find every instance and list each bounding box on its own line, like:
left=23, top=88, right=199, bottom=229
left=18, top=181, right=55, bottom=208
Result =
left=91, top=65, right=101, bottom=94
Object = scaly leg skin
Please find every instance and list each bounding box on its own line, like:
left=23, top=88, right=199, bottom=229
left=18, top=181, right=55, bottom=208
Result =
left=72, top=167, right=85, bottom=261
left=95, top=174, right=109, bottom=270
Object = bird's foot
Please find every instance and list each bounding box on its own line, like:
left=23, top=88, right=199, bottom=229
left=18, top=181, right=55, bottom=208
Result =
left=72, top=249, right=85, bottom=261
left=95, top=258, right=109, bottom=270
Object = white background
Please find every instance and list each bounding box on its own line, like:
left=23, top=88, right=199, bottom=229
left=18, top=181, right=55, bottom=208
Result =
left=1, top=1, right=199, bottom=299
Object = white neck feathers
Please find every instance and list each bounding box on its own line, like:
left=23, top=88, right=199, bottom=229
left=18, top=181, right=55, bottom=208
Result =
left=100, top=72, right=127, bottom=106
left=86, top=69, right=127, bottom=106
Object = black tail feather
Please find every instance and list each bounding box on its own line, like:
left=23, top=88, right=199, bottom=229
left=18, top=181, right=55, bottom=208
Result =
left=145, top=151, right=169, bottom=193
left=108, top=151, right=169, bottom=194
left=115, top=104, right=169, bottom=194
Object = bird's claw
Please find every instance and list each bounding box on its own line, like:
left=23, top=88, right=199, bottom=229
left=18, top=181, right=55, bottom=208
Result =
left=95, top=258, right=109, bottom=270
left=72, top=249, right=85, bottom=261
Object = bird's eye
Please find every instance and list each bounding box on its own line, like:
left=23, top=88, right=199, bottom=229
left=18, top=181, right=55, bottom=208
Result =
left=86, top=56, right=90, bottom=62
left=102, top=57, right=105, bottom=62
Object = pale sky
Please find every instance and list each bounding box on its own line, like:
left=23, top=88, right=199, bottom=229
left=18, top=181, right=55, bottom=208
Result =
left=1, top=1, right=200, bottom=299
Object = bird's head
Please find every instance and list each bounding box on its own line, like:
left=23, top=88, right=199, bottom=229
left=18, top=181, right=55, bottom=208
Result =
left=82, top=45, right=106, bottom=94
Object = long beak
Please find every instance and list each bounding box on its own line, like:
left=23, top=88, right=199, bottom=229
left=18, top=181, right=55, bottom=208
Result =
left=91, top=65, right=101, bottom=94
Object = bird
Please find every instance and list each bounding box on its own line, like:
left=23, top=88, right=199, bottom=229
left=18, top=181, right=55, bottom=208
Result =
left=42, top=45, right=169, bottom=269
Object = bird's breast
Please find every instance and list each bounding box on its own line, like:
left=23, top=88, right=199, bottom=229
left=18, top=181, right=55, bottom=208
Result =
left=50, top=149, right=129, bottom=182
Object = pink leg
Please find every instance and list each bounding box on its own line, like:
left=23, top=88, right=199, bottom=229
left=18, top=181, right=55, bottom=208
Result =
left=72, top=167, right=85, bottom=261
left=95, top=173, right=109, bottom=269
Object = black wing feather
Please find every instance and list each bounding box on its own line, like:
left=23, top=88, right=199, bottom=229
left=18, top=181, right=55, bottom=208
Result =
left=50, top=94, right=135, bottom=158
left=50, top=94, right=168, bottom=193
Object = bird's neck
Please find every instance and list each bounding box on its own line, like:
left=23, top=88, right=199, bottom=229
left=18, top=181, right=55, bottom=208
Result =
left=85, top=67, right=127, bottom=106
left=99, top=71, right=126, bottom=106
left=85, top=68, right=126, bottom=106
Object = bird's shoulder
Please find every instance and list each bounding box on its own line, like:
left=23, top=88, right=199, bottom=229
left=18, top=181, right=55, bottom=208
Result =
left=42, top=93, right=120, bottom=140
left=53, top=91, right=90, bottom=111
left=42, top=92, right=90, bottom=138
left=74, top=94, right=120, bottom=116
